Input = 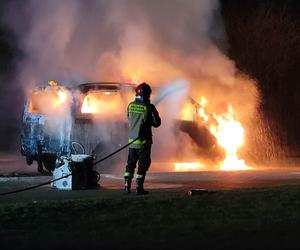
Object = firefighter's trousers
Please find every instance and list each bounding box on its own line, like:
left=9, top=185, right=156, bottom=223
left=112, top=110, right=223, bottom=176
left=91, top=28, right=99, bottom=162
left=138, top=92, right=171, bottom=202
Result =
left=125, top=144, right=152, bottom=179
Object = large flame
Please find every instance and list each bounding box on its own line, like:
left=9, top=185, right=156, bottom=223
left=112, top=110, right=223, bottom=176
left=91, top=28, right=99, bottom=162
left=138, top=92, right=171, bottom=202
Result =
left=81, top=91, right=122, bottom=116
left=209, top=105, right=252, bottom=171
left=175, top=96, right=252, bottom=171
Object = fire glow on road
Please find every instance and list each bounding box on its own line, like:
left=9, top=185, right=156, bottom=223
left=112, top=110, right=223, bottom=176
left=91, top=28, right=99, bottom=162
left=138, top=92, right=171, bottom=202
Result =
left=174, top=162, right=204, bottom=172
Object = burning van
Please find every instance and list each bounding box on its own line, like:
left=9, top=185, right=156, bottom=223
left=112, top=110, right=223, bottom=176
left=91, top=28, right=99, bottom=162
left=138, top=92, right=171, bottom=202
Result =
left=22, top=80, right=241, bottom=174
left=21, top=81, right=72, bottom=172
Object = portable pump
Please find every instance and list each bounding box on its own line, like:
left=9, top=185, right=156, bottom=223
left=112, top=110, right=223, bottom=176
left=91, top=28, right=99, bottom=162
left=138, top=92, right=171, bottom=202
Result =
left=52, top=154, right=100, bottom=190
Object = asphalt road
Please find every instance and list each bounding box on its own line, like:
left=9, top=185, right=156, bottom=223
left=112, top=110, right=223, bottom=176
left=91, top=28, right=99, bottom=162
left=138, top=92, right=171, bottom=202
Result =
left=1, top=166, right=300, bottom=203
left=103, top=167, right=300, bottom=190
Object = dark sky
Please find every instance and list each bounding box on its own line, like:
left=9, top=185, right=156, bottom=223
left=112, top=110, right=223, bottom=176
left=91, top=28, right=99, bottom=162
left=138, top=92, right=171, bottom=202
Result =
left=0, top=2, right=24, bottom=152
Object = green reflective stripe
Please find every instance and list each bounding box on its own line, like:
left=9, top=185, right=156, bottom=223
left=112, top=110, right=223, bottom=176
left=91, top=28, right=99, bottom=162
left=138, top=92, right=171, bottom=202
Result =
left=128, top=139, right=147, bottom=145
left=128, top=104, right=147, bottom=114
left=136, top=174, right=144, bottom=179
left=124, top=172, right=133, bottom=177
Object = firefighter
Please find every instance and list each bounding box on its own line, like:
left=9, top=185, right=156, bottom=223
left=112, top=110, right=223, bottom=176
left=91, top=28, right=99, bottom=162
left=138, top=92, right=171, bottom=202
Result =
left=124, top=82, right=161, bottom=195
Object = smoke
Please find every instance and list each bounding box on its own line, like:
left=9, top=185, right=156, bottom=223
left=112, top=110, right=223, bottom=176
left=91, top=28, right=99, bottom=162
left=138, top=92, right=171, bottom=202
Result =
left=3, top=1, right=245, bottom=84
left=0, top=0, right=258, bottom=172
left=152, top=80, right=190, bottom=161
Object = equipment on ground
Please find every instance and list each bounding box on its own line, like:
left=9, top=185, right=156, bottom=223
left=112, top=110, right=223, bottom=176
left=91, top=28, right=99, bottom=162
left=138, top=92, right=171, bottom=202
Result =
left=52, top=154, right=99, bottom=190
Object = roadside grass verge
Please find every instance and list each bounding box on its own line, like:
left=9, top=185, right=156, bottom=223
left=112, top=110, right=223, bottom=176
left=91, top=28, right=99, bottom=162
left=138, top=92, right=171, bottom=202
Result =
left=1, top=186, right=300, bottom=249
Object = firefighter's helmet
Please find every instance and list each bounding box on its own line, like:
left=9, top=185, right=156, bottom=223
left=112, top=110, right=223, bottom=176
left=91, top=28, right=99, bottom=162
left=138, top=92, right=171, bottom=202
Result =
left=135, top=82, right=152, bottom=98
left=48, top=80, right=58, bottom=86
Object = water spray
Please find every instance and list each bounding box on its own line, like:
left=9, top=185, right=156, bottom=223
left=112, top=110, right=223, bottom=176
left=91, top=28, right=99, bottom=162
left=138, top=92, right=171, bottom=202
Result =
left=153, top=80, right=189, bottom=105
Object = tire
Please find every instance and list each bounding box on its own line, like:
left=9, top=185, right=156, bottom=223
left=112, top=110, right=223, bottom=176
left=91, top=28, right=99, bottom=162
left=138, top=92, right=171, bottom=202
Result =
left=26, top=154, right=34, bottom=165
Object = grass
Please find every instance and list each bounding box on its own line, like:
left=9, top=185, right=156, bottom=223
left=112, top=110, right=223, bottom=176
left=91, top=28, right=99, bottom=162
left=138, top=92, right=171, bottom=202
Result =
left=1, top=186, right=300, bottom=249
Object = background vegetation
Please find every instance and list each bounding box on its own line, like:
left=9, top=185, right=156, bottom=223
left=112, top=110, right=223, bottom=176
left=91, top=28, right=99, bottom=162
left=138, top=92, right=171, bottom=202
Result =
left=221, top=0, right=300, bottom=160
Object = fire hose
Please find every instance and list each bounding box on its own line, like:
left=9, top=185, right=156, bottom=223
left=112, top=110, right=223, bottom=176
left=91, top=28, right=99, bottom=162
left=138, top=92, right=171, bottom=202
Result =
left=0, top=80, right=188, bottom=196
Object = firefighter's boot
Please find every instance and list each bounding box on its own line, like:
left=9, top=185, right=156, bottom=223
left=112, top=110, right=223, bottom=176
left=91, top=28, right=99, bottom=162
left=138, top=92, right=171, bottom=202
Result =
left=136, top=175, right=149, bottom=195
left=124, top=177, right=132, bottom=194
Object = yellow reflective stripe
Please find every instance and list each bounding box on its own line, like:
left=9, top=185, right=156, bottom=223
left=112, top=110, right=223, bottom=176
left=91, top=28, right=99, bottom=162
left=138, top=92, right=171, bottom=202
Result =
left=128, top=139, right=146, bottom=145
left=136, top=174, right=144, bottom=179
left=128, top=104, right=147, bottom=114
left=124, top=172, right=132, bottom=177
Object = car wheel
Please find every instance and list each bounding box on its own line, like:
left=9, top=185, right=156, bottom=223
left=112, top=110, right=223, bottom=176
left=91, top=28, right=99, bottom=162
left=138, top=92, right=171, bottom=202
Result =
left=26, top=155, right=34, bottom=165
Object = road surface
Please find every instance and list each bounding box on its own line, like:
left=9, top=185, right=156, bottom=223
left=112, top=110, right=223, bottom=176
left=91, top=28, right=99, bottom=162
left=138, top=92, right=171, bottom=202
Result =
left=1, top=165, right=300, bottom=203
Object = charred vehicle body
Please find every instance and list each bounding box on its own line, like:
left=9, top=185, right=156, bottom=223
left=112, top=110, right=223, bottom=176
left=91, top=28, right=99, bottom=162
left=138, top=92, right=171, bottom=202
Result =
left=21, top=84, right=71, bottom=173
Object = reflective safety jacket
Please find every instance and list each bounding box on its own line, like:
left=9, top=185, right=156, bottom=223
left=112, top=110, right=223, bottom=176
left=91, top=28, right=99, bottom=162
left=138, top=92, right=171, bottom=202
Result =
left=127, top=98, right=161, bottom=148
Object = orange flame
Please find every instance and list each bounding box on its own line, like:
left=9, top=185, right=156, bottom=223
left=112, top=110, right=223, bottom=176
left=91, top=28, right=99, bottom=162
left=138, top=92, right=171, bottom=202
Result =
left=175, top=96, right=252, bottom=171
left=180, top=102, right=197, bottom=121
left=81, top=91, right=122, bottom=116
left=210, top=105, right=252, bottom=171
left=28, top=86, right=69, bottom=114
